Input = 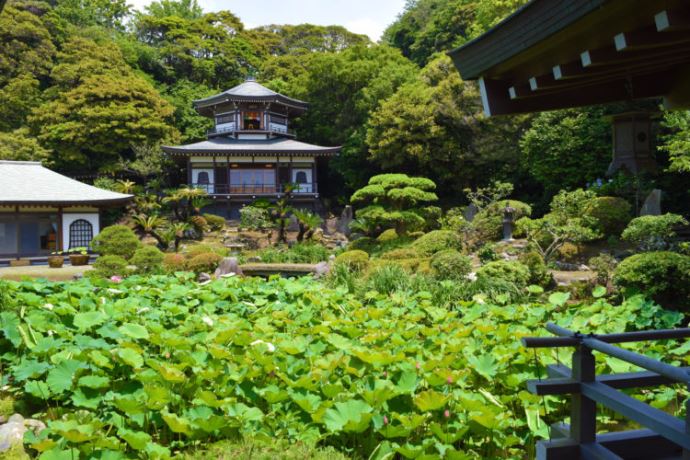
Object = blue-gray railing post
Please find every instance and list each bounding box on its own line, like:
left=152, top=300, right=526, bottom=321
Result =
left=685, top=388, right=690, bottom=460
left=570, top=342, right=596, bottom=443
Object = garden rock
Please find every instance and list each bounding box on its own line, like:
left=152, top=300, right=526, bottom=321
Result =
left=311, top=228, right=324, bottom=242
left=247, top=256, right=262, bottom=263
left=0, top=414, right=45, bottom=455
left=197, top=272, right=212, bottom=283
left=215, top=257, right=242, bottom=277
left=313, top=261, right=330, bottom=278
left=337, top=206, right=353, bottom=236
left=72, top=273, right=83, bottom=280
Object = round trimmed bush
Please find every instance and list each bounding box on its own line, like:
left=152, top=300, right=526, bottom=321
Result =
left=411, top=230, right=462, bottom=256
left=621, top=213, right=689, bottom=251
left=185, top=243, right=229, bottom=259
left=518, top=250, right=552, bottom=287
left=380, top=248, right=420, bottom=260
left=476, top=260, right=530, bottom=289
left=613, top=251, right=690, bottom=309
left=162, top=253, right=187, bottom=273
left=91, top=255, right=128, bottom=278
left=430, top=249, right=472, bottom=280
left=334, top=250, right=370, bottom=271
left=585, top=196, right=631, bottom=237
left=203, top=213, right=226, bottom=232
left=130, top=245, right=164, bottom=273
left=347, top=237, right=376, bottom=253
left=376, top=229, right=398, bottom=243
left=91, top=225, right=141, bottom=259
left=187, top=252, right=223, bottom=274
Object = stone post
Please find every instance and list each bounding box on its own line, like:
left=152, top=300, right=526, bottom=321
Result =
left=502, top=205, right=516, bottom=241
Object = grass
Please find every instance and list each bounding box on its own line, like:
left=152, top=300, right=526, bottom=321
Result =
left=0, top=264, right=92, bottom=281
left=177, top=438, right=349, bottom=460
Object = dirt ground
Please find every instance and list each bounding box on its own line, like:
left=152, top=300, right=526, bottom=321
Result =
left=0, top=264, right=92, bottom=282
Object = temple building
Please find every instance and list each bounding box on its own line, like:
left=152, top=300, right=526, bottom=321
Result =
left=162, top=78, right=340, bottom=218
left=0, top=161, right=132, bottom=263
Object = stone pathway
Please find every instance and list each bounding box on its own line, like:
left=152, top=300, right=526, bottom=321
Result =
left=0, top=264, right=92, bottom=282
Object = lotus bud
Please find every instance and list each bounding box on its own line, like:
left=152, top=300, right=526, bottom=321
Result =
left=383, top=415, right=389, bottom=425
left=447, top=376, right=453, bottom=384
left=110, top=275, right=122, bottom=283
left=383, top=371, right=388, bottom=378
left=415, top=362, right=421, bottom=370
left=444, top=409, right=450, bottom=419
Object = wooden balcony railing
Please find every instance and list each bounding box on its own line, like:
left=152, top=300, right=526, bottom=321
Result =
left=207, top=127, right=297, bottom=137
left=191, top=183, right=317, bottom=195
left=523, top=322, right=690, bottom=459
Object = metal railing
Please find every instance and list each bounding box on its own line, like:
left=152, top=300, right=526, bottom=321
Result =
left=191, top=183, right=317, bottom=195
left=206, top=127, right=297, bottom=137
left=523, top=322, right=690, bottom=459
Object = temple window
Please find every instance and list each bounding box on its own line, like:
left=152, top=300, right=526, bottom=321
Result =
left=69, top=219, right=93, bottom=249
left=243, top=112, right=262, bottom=130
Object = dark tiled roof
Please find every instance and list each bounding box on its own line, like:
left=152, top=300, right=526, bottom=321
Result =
left=162, top=137, right=340, bottom=156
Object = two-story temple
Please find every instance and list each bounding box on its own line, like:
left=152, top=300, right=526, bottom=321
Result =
left=162, top=78, right=340, bottom=219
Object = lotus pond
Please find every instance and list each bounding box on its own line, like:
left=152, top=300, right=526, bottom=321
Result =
left=0, top=274, right=686, bottom=459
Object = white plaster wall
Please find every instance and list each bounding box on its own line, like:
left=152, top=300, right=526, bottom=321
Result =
left=62, top=213, right=100, bottom=249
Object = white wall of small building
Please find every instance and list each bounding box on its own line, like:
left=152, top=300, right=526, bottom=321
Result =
left=62, top=212, right=100, bottom=250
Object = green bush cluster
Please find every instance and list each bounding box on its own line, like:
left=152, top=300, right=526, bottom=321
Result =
left=240, top=206, right=272, bottom=230
left=253, top=243, right=329, bottom=264
left=380, top=248, right=419, bottom=260
left=129, top=245, right=165, bottom=274
left=621, top=213, right=689, bottom=251
left=187, top=252, right=223, bottom=273
left=334, top=250, right=369, bottom=271
left=90, top=255, right=129, bottom=278
left=477, top=243, right=498, bottom=263
left=184, top=243, right=229, bottom=259
left=476, top=260, right=530, bottom=289
left=91, top=225, right=141, bottom=259
left=162, top=253, right=187, bottom=273
left=518, top=251, right=552, bottom=287
left=584, top=196, right=631, bottom=237
left=203, top=213, right=226, bottom=232
left=471, top=200, right=532, bottom=242
left=376, top=228, right=398, bottom=242
left=411, top=230, right=462, bottom=256
left=613, top=251, right=690, bottom=309
left=430, top=249, right=471, bottom=280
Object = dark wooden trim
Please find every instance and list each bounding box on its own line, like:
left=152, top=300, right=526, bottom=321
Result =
left=57, top=207, right=63, bottom=252
left=14, top=205, right=19, bottom=260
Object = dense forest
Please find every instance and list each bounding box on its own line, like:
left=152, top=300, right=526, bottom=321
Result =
left=0, top=0, right=688, bottom=212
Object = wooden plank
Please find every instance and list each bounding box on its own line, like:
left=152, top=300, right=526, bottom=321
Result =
left=580, top=442, right=623, bottom=460
left=581, top=381, right=690, bottom=450
left=614, top=27, right=690, bottom=51
left=536, top=438, right=580, bottom=460
left=656, top=10, right=690, bottom=32
left=527, top=377, right=579, bottom=395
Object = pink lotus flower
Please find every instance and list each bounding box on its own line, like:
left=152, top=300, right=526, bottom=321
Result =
left=415, top=362, right=421, bottom=370
left=447, top=376, right=453, bottom=384
left=110, top=275, right=122, bottom=283
left=383, top=371, right=388, bottom=378
left=444, top=409, right=450, bottom=419
left=383, top=415, right=389, bottom=425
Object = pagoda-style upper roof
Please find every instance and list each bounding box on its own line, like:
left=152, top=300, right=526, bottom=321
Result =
left=194, top=78, right=308, bottom=116
left=162, top=137, right=340, bottom=157
left=0, top=161, right=132, bottom=206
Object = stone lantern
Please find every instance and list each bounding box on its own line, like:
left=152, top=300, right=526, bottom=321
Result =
left=502, top=205, right=516, bottom=241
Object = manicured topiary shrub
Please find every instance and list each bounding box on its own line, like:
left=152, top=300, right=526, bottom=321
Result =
left=376, top=228, right=398, bottom=243
left=613, top=251, right=690, bottom=309
left=91, top=225, right=141, bottom=259
left=621, top=213, right=689, bottom=251
left=203, top=213, right=226, bottom=232
left=187, top=252, right=223, bottom=274
left=91, top=255, right=129, bottom=278
left=518, top=250, right=553, bottom=287
left=130, top=245, right=165, bottom=273
left=380, top=248, right=420, bottom=260
left=476, top=260, right=530, bottom=289
left=185, top=243, right=229, bottom=259
left=334, top=250, right=370, bottom=271
left=411, top=230, right=462, bottom=256
left=162, top=253, right=187, bottom=272
left=585, top=196, right=631, bottom=237
left=430, top=249, right=472, bottom=280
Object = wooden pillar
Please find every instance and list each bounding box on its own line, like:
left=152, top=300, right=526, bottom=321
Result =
left=212, top=155, right=217, bottom=195
left=226, top=155, right=231, bottom=194
left=570, top=345, right=596, bottom=444
left=276, top=155, right=280, bottom=192
left=685, top=387, right=690, bottom=460
left=186, top=157, right=192, bottom=186
left=312, top=159, right=318, bottom=194
left=56, top=207, right=63, bottom=252
left=14, top=205, right=19, bottom=260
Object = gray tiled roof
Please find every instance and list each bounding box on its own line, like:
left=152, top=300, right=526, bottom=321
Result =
left=0, top=161, right=133, bottom=205
left=194, top=78, right=308, bottom=109
left=162, top=137, right=340, bottom=156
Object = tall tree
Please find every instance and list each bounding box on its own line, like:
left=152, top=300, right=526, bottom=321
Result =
left=53, top=0, right=131, bottom=30
left=366, top=56, right=528, bottom=200
left=143, top=0, right=202, bottom=20
left=659, top=110, right=690, bottom=173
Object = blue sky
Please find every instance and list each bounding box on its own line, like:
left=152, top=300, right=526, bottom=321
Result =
left=128, top=0, right=408, bottom=41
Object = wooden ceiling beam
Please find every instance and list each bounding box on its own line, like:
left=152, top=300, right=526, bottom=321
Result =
left=553, top=62, right=586, bottom=80
left=528, top=74, right=555, bottom=90
left=508, top=82, right=532, bottom=100
left=655, top=9, right=690, bottom=32
left=614, top=26, right=690, bottom=51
